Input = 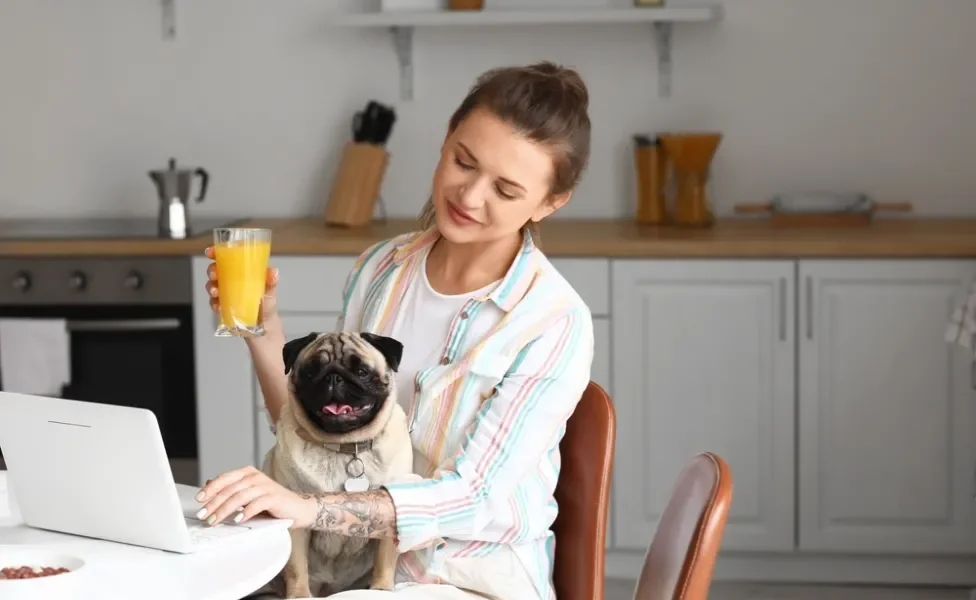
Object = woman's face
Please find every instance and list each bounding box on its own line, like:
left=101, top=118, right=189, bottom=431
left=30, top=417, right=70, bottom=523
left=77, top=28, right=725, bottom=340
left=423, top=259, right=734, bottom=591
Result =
left=430, top=107, right=570, bottom=245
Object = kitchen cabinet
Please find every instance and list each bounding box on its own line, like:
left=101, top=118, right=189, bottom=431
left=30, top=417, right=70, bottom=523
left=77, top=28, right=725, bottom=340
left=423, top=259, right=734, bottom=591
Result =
left=610, top=259, right=797, bottom=552
left=798, top=260, right=976, bottom=555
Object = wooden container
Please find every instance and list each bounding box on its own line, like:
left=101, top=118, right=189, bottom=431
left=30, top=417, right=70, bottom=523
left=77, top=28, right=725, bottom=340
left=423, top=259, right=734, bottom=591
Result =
left=633, top=135, right=669, bottom=225
left=448, top=0, right=484, bottom=10
left=659, top=133, right=722, bottom=228
left=323, top=142, right=389, bottom=228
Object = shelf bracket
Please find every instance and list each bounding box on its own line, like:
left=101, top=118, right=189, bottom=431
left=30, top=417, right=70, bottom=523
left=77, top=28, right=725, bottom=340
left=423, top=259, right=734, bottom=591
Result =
left=161, top=0, right=177, bottom=41
left=391, top=26, right=414, bottom=102
left=653, top=22, right=673, bottom=98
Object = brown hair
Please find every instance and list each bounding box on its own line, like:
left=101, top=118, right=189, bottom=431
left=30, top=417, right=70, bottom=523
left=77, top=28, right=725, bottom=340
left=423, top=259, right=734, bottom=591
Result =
left=418, top=61, right=592, bottom=240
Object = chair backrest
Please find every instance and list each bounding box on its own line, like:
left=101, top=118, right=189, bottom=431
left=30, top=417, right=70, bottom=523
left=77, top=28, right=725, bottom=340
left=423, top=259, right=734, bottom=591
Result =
left=633, top=452, right=733, bottom=600
left=552, top=381, right=616, bottom=600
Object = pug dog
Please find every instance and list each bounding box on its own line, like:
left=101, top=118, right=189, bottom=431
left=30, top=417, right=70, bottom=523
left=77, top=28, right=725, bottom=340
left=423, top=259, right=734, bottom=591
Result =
left=261, top=331, right=414, bottom=598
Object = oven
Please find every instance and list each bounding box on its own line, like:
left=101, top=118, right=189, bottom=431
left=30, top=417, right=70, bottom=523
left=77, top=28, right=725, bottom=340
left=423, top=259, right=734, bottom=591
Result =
left=0, top=256, right=200, bottom=485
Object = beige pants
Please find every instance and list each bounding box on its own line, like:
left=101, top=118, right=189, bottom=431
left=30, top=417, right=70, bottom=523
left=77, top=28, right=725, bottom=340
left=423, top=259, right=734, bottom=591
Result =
left=314, top=545, right=538, bottom=600
left=325, top=584, right=485, bottom=599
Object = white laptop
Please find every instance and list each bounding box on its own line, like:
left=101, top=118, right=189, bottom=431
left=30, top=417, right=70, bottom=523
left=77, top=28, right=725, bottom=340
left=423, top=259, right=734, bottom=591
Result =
left=0, top=391, right=291, bottom=553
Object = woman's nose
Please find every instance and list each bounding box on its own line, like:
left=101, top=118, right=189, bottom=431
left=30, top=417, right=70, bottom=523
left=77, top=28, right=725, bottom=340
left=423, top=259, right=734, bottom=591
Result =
left=458, top=177, right=488, bottom=209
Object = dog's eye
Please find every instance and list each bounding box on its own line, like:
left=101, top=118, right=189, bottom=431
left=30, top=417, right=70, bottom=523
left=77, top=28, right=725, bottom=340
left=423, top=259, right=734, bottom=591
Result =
left=355, top=367, right=370, bottom=378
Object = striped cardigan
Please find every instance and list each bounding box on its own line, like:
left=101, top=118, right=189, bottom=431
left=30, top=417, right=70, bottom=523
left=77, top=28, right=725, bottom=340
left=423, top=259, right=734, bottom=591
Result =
left=335, top=227, right=594, bottom=599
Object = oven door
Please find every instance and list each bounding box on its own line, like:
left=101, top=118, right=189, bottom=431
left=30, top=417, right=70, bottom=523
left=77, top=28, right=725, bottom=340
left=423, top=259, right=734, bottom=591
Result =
left=0, top=305, right=197, bottom=467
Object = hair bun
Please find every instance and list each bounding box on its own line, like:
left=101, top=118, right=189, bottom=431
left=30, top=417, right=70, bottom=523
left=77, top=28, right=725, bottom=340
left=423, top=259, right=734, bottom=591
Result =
left=526, top=61, right=590, bottom=110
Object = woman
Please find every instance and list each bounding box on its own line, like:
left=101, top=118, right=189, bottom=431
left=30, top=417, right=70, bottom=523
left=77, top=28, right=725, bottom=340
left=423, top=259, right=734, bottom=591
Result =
left=199, top=61, right=594, bottom=600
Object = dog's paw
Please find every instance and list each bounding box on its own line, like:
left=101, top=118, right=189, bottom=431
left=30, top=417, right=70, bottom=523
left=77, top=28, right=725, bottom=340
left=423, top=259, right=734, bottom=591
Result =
left=368, top=581, right=395, bottom=592
left=283, top=584, right=313, bottom=598
left=369, top=581, right=393, bottom=592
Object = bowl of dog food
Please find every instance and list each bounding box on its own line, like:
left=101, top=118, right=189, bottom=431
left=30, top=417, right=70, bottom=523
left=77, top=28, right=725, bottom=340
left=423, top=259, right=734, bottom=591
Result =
left=0, top=548, right=86, bottom=600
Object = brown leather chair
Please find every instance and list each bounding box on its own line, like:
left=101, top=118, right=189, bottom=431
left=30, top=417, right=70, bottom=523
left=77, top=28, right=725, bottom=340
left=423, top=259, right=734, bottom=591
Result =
left=552, top=381, right=616, bottom=600
left=632, top=452, right=733, bottom=600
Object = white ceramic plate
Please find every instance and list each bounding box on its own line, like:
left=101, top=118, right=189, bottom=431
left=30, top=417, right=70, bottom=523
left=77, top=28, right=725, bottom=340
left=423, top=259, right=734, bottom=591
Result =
left=0, top=548, right=86, bottom=600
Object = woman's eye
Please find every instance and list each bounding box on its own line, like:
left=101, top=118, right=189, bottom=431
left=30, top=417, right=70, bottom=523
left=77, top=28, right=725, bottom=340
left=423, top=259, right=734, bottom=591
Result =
left=495, top=186, right=516, bottom=200
left=454, top=157, right=474, bottom=170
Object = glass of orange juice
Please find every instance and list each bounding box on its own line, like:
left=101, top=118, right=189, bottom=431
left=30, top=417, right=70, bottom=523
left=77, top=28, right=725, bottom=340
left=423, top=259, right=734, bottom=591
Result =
left=213, top=227, right=272, bottom=337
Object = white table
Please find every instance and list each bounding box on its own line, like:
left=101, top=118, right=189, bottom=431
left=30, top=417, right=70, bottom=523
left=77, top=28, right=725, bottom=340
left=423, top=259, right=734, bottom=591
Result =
left=0, top=471, right=291, bottom=600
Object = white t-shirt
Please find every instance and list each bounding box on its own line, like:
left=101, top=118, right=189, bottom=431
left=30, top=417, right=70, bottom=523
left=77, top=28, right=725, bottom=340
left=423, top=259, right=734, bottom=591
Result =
left=388, top=247, right=499, bottom=412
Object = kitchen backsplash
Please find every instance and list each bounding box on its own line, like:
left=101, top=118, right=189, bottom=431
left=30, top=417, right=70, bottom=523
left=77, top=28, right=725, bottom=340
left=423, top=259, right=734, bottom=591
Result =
left=1, top=0, right=975, bottom=220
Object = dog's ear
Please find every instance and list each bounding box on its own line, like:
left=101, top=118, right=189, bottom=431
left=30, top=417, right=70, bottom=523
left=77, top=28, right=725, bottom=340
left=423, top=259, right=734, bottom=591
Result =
left=282, top=332, right=319, bottom=375
left=360, top=333, right=403, bottom=373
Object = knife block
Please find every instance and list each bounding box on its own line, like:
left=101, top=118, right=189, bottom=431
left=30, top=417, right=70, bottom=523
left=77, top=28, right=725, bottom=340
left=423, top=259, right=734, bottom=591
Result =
left=324, top=142, right=389, bottom=228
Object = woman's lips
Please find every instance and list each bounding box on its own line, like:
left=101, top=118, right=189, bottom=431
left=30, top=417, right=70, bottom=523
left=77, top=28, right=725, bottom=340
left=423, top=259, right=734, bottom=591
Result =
left=446, top=201, right=479, bottom=226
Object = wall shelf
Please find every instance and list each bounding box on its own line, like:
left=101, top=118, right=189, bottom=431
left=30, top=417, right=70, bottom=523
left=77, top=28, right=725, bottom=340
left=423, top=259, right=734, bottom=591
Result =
left=330, top=5, right=724, bottom=101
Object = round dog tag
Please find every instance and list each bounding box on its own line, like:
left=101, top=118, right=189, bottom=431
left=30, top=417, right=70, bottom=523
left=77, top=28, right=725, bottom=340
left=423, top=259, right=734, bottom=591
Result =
left=344, top=476, right=370, bottom=493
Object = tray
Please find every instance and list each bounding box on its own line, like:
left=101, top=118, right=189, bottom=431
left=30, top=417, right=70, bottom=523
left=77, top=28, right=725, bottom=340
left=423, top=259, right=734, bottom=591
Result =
left=734, top=194, right=913, bottom=228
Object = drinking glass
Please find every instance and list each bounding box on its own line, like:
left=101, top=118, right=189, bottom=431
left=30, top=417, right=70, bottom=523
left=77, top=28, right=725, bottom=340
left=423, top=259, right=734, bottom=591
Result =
left=213, top=228, right=272, bottom=337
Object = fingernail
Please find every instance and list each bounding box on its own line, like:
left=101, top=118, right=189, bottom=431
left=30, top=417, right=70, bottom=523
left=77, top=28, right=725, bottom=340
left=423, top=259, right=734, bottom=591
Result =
left=209, top=288, right=217, bottom=297
left=233, top=512, right=244, bottom=524
left=195, top=491, right=205, bottom=502
left=207, top=515, right=216, bottom=525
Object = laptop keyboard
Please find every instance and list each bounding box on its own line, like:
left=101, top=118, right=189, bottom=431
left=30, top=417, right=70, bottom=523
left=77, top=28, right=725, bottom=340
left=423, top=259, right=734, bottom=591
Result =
left=185, top=519, right=248, bottom=546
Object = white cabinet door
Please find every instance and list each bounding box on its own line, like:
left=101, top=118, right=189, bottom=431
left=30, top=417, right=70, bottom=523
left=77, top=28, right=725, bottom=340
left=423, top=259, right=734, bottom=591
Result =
left=192, top=256, right=257, bottom=483
left=550, top=258, right=610, bottom=317
left=254, top=312, right=342, bottom=464
left=798, top=260, right=976, bottom=554
left=611, top=259, right=796, bottom=552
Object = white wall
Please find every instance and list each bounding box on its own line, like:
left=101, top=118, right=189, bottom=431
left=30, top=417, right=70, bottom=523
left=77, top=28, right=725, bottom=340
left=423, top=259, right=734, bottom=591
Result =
left=1, top=0, right=974, bottom=221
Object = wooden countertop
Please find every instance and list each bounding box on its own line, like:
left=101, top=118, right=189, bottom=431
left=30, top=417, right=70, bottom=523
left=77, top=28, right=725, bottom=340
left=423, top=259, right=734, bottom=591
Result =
left=3, top=217, right=976, bottom=258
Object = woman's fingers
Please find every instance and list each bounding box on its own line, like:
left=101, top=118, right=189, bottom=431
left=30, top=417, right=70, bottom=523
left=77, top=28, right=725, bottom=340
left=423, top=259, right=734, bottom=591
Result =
left=204, top=246, right=214, bottom=259
left=199, top=474, right=259, bottom=522
left=205, top=257, right=220, bottom=313
left=265, top=267, right=279, bottom=293
left=196, top=465, right=256, bottom=503
left=239, top=494, right=276, bottom=523
left=208, top=486, right=267, bottom=526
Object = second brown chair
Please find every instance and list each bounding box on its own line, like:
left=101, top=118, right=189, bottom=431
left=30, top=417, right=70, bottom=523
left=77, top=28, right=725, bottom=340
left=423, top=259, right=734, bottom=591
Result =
left=632, top=452, right=733, bottom=600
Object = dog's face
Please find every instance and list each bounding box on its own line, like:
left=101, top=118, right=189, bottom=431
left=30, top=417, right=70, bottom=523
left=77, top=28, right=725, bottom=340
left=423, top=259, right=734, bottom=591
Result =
left=282, top=331, right=403, bottom=435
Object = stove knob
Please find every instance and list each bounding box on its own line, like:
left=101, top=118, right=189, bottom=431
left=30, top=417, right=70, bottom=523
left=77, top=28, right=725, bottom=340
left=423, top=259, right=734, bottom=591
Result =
left=123, top=271, right=143, bottom=290
left=68, top=271, right=87, bottom=291
left=11, top=271, right=31, bottom=292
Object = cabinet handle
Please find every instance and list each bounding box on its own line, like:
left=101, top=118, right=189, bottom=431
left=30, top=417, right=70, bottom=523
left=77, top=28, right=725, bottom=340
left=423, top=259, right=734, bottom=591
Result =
left=779, top=277, right=787, bottom=341
left=805, top=276, right=814, bottom=340
left=972, top=461, right=976, bottom=501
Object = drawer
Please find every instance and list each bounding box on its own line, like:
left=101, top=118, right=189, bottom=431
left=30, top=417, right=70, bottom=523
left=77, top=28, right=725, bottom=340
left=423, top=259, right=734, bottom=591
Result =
left=550, top=259, right=610, bottom=317
left=271, top=256, right=357, bottom=313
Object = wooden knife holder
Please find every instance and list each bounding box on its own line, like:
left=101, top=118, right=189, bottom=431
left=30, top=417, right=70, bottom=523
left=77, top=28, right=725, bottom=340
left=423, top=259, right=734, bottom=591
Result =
left=324, top=142, right=389, bottom=228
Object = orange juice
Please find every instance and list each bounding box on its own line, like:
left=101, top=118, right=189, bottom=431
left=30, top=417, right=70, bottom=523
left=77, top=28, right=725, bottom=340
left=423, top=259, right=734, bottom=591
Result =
left=214, top=239, right=271, bottom=332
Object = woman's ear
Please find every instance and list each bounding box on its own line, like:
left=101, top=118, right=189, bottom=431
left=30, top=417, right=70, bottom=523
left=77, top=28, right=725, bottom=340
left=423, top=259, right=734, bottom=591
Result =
left=531, top=191, right=572, bottom=223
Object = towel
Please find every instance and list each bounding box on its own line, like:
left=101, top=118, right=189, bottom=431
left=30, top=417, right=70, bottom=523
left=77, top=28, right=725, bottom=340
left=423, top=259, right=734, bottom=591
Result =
left=0, top=318, right=71, bottom=396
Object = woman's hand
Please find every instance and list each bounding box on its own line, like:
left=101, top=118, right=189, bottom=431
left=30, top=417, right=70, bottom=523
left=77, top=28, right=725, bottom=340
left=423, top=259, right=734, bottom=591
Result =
left=204, top=245, right=280, bottom=323
left=194, top=466, right=316, bottom=528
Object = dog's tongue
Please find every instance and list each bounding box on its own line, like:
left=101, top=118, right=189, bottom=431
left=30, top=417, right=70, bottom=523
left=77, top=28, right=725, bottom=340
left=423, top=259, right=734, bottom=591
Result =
left=323, top=403, right=354, bottom=415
